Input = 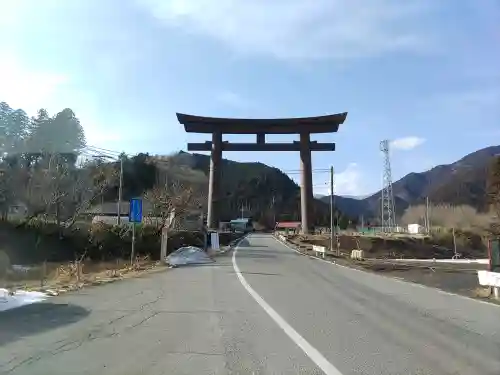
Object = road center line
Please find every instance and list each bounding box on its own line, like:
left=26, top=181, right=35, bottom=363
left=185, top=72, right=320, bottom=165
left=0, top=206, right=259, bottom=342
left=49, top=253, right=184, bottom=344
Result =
left=232, top=242, right=343, bottom=375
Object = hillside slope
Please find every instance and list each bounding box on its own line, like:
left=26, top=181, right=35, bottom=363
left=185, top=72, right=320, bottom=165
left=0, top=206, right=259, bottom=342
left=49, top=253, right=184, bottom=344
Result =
left=321, top=145, right=500, bottom=219
left=167, top=152, right=347, bottom=225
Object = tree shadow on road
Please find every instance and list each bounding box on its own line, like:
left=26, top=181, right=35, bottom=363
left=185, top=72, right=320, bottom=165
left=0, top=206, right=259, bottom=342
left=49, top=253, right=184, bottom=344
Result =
left=0, top=302, right=90, bottom=346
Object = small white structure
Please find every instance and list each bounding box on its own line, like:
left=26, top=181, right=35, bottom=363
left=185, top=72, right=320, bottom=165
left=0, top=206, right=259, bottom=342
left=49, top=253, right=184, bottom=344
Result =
left=313, top=245, right=326, bottom=258
left=477, top=270, right=500, bottom=299
left=210, top=231, right=220, bottom=251
left=408, top=223, right=424, bottom=234
left=350, top=250, right=364, bottom=260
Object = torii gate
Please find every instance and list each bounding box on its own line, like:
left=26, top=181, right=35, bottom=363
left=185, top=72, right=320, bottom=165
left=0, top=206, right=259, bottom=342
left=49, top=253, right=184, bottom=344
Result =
left=176, top=112, right=347, bottom=234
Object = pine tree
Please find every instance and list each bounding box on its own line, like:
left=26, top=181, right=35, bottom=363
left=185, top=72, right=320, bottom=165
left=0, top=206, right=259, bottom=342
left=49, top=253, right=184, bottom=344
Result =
left=8, top=109, right=29, bottom=155
left=0, top=102, right=28, bottom=155
left=25, top=108, right=86, bottom=165
left=0, top=101, right=13, bottom=151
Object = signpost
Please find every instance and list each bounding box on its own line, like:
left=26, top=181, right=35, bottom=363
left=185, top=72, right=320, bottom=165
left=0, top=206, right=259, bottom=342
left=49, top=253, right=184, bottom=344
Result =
left=129, top=198, right=143, bottom=265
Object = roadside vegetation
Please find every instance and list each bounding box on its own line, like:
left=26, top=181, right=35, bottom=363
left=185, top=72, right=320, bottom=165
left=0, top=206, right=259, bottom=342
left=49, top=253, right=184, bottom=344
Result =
left=0, top=101, right=228, bottom=292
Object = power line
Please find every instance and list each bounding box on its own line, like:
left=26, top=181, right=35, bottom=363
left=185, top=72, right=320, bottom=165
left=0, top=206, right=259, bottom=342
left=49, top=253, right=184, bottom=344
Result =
left=83, top=147, right=121, bottom=158
left=84, top=144, right=122, bottom=155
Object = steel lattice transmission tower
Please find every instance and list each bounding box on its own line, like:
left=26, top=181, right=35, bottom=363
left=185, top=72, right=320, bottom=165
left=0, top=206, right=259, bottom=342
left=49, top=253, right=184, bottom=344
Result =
left=380, top=140, right=396, bottom=233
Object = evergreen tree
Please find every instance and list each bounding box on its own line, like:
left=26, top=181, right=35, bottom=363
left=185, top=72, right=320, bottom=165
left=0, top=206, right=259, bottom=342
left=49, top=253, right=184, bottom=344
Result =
left=26, top=108, right=85, bottom=156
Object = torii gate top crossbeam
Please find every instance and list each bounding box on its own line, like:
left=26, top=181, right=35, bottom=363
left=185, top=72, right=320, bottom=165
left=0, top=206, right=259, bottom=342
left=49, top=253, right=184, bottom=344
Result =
left=176, top=112, right=347, bottom=134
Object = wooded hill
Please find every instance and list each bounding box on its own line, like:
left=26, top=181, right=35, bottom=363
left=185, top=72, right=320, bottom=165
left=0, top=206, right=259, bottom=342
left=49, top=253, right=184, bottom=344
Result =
left=147, top=152, right=353, bottom=228
left=0, top=100, right=353, bottom=228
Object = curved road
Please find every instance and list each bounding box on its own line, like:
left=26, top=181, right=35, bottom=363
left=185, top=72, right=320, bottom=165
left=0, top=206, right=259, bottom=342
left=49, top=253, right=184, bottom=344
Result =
left=1, top=233, right=499, bottom=374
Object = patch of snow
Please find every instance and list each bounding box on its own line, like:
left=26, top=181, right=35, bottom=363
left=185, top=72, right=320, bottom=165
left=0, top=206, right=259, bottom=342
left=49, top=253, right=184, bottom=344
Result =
left=166, top=246, right=214, bottom=267
left=12, top=265, right=33, bottom=273
left=0, top=288, right=48, bottom=312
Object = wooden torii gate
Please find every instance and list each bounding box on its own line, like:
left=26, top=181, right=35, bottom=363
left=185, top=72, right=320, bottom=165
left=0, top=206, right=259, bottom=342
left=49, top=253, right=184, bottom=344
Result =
left=176, top=113, right=347, bottom=234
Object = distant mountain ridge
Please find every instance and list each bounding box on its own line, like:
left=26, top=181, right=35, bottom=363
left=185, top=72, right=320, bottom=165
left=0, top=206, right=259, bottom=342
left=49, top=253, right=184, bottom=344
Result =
left=321, top=145, right=500, bottom=219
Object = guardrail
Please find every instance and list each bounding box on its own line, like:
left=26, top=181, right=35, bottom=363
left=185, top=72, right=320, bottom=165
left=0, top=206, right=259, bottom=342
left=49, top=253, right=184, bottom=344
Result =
left=391, top=258, right=489, bottom=264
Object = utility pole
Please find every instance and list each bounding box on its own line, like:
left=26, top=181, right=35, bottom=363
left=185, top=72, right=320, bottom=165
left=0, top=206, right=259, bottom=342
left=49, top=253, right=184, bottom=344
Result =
left=271, top=195, right=276, bottom=228
left=425, top=196, right=430, bottom=234
left=330, top=166, right=334, bottom=252
left=117, top=157, right=123, bottom=225
left=452, top=227, right=458, bottom=258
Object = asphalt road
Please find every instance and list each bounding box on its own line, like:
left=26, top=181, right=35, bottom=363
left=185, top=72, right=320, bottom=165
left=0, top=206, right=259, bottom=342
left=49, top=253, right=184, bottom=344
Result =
left=1, top=234, right=499, bottom=374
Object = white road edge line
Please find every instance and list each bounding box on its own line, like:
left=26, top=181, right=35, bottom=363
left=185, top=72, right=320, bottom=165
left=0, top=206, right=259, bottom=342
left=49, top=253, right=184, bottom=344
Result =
left=273, top=236, right=500, bottom=309
left=232, top=240, right=343, bottom=375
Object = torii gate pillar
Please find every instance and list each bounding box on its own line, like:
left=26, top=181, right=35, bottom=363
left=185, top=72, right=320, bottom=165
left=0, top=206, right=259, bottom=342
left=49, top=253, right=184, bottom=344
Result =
left=207, top=131, right=222, bottom=230
left=300, top=133, right=314, bottom=233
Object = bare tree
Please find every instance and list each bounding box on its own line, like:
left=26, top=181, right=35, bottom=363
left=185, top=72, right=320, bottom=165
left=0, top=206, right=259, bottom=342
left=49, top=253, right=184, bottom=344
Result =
left=401, top=204, right=491, bottom=232
left=19, top=154, right=117, bottom=228
left=0, top=165, right=20, bottom=220
left=144, top=181, right=205, bottom=230
left=63, top=160, right=118, bottom=229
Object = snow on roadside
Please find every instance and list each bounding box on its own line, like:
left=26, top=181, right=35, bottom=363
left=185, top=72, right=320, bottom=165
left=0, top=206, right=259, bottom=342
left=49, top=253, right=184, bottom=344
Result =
left=0, top=288, right=48, bottom=312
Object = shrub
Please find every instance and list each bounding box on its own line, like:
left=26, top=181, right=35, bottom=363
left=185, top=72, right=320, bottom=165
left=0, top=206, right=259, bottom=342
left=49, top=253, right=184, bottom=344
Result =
left=0, top=250, right=10, bottom=279
left=1, top=220, right=244, bottom=265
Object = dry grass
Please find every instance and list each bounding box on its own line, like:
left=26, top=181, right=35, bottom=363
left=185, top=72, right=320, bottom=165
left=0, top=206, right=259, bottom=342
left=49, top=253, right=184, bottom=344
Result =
left=290, top=231, right=487, bottom=259
left=472, top=286, right=493, bottom=298
left=4, top=256, right=166, bottom=292
left=401, top=204, right=494, bottom=232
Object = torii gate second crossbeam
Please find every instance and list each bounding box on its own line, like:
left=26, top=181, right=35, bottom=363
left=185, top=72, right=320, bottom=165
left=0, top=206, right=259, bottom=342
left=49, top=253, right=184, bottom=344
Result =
left=177, top=112, right=347, bottom=234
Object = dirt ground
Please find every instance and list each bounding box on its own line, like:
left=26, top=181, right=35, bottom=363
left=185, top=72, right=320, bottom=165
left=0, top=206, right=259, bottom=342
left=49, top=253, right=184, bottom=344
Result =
left=289, top=233, right=488, bottom=259
left=284, top=234, right=496, bottom=303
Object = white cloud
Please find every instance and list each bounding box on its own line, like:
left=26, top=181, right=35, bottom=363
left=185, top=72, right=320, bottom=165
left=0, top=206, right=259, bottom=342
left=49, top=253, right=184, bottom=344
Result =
left=335, top=163, right=364, bottom=196
left=136, top=0, right=435, bottom=61
left=215, top=91, right=251, bottom=109
left=314, top=163, right=364, bottom=196
left=390, top=136, right=425, bottom=151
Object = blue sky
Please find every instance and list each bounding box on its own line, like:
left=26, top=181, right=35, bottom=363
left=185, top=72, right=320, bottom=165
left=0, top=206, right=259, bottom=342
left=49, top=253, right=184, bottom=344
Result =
left=1, top=0, right=499, bottom=196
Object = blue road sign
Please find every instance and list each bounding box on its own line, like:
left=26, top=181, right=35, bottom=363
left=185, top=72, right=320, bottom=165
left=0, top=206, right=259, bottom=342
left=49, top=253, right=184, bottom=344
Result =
left=129, top=198, right=143, bottom=223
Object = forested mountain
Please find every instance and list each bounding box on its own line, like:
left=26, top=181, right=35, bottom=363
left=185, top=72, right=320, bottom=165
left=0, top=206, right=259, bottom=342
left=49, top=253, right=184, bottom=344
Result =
left=321, top=145, right=500, bottom=220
